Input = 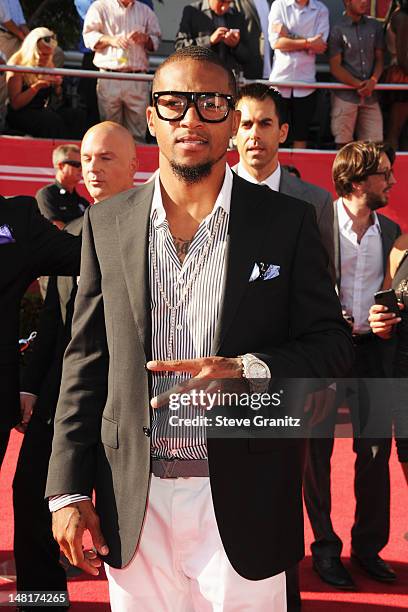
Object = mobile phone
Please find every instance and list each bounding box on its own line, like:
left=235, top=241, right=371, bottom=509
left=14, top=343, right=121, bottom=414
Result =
left=230, top=29, right=240, bottom=34
left=374, top=289, right=400, bottom=316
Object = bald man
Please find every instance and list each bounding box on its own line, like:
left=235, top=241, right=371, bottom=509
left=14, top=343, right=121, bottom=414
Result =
left=12, top=122, right=137, bottom=604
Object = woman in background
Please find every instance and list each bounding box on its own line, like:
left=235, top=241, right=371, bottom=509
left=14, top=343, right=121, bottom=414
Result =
left=7, top=27, right=84, bottom=139
left=369, top=235, right=408, bottom=496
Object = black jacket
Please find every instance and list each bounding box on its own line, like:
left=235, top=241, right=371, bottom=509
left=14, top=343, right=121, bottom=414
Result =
left=175, top=0, right=250, bottom=75
left=0, top=196, right=80, bottom=432
left=20, top=217, right=83, bottom=425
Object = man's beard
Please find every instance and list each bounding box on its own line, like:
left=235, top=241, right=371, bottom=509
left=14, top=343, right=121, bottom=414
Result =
left=366, top=191, right=387, bottom=211
left=170, top=160, right=213, bottom=184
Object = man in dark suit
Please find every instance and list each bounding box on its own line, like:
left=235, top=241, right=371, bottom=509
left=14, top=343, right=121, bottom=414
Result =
left=175, top=0, right=250, bottom=75
left=234, top=81, right=335, bottom=610
left=304, top=141, right=399, bottom=589
left=234, top=0, right=272, bottom=78
left=13, top=121, right=137, bottom=605
left=46, top=47, right=353, bottom=610
left=233, top=82, right=335, bottom=282
left=0, top=196, right=80, bottom=467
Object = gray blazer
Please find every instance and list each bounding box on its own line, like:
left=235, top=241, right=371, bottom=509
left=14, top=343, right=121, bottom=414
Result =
left=232, top=164, right=335, bottom=281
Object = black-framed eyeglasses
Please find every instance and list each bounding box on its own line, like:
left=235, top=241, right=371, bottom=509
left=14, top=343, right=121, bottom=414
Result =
left=39, top=35, right=56, bottom=44
left=62, top=159, right=81, bottom=168
left=368, top=168, right=394, bottom=182
left=152, top=91, right=235, bottom=123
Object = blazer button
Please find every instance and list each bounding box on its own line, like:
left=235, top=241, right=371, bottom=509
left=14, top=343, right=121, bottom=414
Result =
left=143, top=427, right=151, bottom=437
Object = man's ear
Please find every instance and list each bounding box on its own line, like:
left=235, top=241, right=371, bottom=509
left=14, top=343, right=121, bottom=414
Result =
left=231, top=109, right=241, bottom=137
left=146, top=105, right=155, bottom=137
left=279, top=122, right=289, bottom=145
left=130, top=155, right=138, bottom=176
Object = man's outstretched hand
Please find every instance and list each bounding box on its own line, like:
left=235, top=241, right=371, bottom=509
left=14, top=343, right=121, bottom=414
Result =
left=52, top=500, right=109, bottom=576
left=146, top=357, right=243, bottom=409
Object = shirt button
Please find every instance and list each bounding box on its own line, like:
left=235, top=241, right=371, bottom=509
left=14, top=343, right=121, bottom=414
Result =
left=171, top=449, right=178, bottom=456
left=176, top=324, right=183, bottom=331
left=143, top=427, right=151, bottom=437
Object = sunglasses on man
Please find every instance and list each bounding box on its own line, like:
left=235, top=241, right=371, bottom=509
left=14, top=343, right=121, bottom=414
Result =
left=61, top=160, right=81, bottom=168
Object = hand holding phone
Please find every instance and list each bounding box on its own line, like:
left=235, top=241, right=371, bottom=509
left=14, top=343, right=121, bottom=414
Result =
left=371, top=289, right=402, bottom=338
left=374, top=289, right=400, bottom=316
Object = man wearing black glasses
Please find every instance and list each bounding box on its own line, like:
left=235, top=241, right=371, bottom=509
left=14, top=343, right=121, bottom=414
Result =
left=47, top=47, right=353, bottom=610
left=36, top=144, right=89, bottom=230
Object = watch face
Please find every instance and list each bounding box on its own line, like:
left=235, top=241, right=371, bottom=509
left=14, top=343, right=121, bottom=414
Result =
left=248, top=361, right=269, bottom=379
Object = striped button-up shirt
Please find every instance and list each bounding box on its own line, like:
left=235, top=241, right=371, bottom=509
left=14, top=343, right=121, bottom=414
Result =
left=149, top=168, right=231, bottom=459
left=83, top=0, right=161, bottom=71
left=49, top=166, right=232, bottom=511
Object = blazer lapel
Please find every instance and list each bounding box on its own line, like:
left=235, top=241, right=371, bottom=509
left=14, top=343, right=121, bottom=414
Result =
left=212, top=175, right=266, bottom=355
left=116, top=184, right=154, bottom=361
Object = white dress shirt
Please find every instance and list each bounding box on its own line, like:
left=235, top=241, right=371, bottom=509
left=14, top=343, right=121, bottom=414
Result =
left=253, top=0, right=272, bottom=78
left=83, top=0, right=161, bottom=71
left=268, top=0, right=329, bottom=98
left=236, top=161, right=281, bottom=191
left=337, top=198, right=383, bottom=334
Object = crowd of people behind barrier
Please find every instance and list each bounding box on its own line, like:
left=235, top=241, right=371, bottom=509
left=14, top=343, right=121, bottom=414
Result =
left=0, top=0, right=407, bottom=148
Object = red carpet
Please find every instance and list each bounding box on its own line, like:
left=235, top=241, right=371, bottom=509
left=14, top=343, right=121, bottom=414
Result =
left=1, top=432, right=406, bottom=611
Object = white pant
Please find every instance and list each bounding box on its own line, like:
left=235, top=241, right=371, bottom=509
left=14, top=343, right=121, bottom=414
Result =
left=97, top=75, right=149, bottom=142
left=105, top=475, right=286, bottom=612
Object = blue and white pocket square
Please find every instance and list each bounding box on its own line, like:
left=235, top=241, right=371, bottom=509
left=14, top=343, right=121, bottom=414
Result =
left=0, top=224, right=15, bottom=244
left=249, top=262, right=280, bottom=282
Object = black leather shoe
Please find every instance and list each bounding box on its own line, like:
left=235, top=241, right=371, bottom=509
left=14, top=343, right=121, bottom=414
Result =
left=351, top=552, right=396, bottom=582
left=313, top=557, right=356, bottom=589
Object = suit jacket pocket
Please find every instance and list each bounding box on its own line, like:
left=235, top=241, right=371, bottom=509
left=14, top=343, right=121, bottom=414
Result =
left=101, top=415, right=118, bottom=449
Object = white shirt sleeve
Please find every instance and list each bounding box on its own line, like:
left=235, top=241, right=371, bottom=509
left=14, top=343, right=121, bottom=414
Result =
left=145, top=5, right=161, bottom=52
left=49, top=494, right=91, bottom=512
left=268, top=0, right=285, bottom=48
left=0, top=3, right=11, bottom=24
left=316, top=4, right=330, bottom=42
left=83, top=2, right=105, bottom=51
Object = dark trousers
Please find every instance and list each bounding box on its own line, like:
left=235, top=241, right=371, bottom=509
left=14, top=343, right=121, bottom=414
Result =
left=78, top=51, right=100, bottom=127
left=13, top=413, right=67, bottom=593
left=0, top=429, right=10, bottom=468
left=303, top=339, right=392, bottom=559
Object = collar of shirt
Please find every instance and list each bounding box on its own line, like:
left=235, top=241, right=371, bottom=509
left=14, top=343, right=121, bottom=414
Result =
left=337, top=197, right=381, bottom=235
left=236, top=162, right=281, bottom=191
left=117, top=0, right=134, bottom=8
left=287, top=0, right=319, bottom=11
left=341, top=12, right=367, bottom=26
left=151, top=164, right=233, bottom=229
left=55, top=180, right=74, bottom=196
